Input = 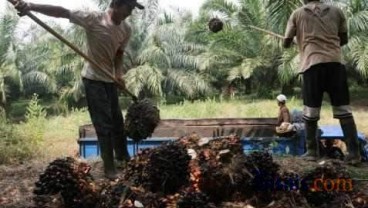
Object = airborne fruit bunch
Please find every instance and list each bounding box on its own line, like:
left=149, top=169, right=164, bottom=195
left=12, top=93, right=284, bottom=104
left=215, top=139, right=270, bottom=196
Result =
left=208, top=17, right=224, bottom=33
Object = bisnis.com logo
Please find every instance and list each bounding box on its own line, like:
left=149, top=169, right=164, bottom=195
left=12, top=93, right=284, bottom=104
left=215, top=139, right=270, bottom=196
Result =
left=252, top=171, right=356, bottom=192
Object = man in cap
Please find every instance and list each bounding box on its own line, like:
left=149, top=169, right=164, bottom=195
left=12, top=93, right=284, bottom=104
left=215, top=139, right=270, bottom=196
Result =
left=15, top=0, right=144, bottom=179
left=275, top=94, right=294, bottom=136
left=276, top=94, right=291, bottom=126
left=283, top=0, right=361, bottom=164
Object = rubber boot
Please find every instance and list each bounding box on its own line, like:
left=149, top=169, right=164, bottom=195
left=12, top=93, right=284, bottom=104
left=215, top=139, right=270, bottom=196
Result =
left=301, top=120, right=319, bottom=161
left=99, top=136, right=118, bottom=180
left=113, top=131, right=130, bottom=169
left=340, top=117, right=361, bottom=166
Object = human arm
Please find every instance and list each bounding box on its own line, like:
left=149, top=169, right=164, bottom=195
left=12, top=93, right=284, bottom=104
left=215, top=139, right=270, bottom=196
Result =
left=115, top=49, right=125, bottom=80
left=115, top=26, right=132, bottom=89
left=338, top=9, right=348, bottom=46
left=339, top=33, right=348, bottom=46
left=14, top=0, right=70, bottom=18
left=283, top=11, right=297, bottom=48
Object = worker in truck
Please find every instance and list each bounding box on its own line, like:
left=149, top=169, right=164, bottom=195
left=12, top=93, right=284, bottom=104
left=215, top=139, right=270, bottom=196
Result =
left=276, top=94, right=291, bottom=126
left=275, top=94, right=294, bottom=137
left=283, top=0, right=361, bottom=165
left=15, top=0, right=144, bottom=179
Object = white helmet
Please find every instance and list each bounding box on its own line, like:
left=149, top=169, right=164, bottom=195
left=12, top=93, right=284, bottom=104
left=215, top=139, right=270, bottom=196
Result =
left=276, top=94, right=287, bottom=102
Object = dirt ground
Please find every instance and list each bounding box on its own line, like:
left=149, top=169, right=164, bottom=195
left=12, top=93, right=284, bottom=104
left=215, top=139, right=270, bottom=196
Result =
left=0, top=157, right=367, bottom=208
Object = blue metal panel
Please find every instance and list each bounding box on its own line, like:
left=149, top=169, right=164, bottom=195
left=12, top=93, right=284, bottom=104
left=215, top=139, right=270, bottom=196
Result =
left=78, top=137, right=176, bottom=158
left=78, top=136, right=304, bottom=158
left=319, top=125, right=366, bottom=140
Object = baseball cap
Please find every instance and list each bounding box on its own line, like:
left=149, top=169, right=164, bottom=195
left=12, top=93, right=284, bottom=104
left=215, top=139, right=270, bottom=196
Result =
left=124, top=0, right=145, bottom=9
left=276, top=94, right=287, bottom=102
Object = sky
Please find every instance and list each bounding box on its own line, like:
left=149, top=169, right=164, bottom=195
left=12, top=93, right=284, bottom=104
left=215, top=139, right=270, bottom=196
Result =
left=0, top=0, right=206, bottom=18
left=0, top=0, right=206, bottom=33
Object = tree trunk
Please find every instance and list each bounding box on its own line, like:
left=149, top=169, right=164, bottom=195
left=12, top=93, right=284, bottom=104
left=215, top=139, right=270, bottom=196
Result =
left=245, top=78, right=252, bottom=94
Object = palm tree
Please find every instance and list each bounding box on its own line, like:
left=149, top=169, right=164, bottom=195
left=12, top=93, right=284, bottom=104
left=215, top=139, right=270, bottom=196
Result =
left=186, top=0, right=284, bottom=96
left=337, top=0, right=368, bottom=78
left=0, top=11, right=19, bottom=109
left=124, top=12, right=211, bottom=100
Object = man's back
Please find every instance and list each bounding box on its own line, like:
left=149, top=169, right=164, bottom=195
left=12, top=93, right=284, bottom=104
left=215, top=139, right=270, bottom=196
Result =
left=285, top=1, right=347, bottom=72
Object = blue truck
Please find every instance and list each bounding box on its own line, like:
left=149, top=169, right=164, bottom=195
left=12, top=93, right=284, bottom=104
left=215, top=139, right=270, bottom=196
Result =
left=78, top=117, right=368, bottom=161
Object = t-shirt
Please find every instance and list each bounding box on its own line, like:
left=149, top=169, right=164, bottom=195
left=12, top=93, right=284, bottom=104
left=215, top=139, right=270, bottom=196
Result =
left=284, top=1, right=347, bottom=72
left=69, top=10, right=131, bottom=82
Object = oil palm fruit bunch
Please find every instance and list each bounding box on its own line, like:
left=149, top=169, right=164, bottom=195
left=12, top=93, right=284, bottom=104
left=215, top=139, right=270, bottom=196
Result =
left=301, top=162, right=351, bottom=207
left=191, top=136, right=245, bottom=203
left=243, top=151, right=280, bottom=204
left=98, top=182, right=131, bottom=208
left=177, top=189, right=216, bottom=208
left=138, top=192, right=170, bottom=208
left=276, top=171, right=303, bottom=192
left=208, top=135, right=243, bottom=155
left=123, top=148, right=152, bottom=186
left=33, top=157, right=98, bottom=208
left=208, top=17, right=223, bottom=33
left=196, top=149, right=244, bottom=203
left=125, top=98, right=160, bottom=142
left=177, top=133, right=202, bottom=149
left=145, top=142, right=191, bottom=194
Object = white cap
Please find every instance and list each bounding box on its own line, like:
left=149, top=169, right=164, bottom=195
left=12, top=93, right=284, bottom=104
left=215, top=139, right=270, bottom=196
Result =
left=276, top=94, right=287, bottom=102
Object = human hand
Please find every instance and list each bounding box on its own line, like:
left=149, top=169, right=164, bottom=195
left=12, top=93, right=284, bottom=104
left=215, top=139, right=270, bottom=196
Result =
left=292, top=37, right=297, bottom=45
left=115, top=77, right=126, bottom=91
left=13, top=0, right=31, bottom=16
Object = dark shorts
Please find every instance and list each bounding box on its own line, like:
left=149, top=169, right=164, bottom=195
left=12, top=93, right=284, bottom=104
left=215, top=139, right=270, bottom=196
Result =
left=82, top=78, right=124, bottom=138
left=302, top=62, right=352, bottom=121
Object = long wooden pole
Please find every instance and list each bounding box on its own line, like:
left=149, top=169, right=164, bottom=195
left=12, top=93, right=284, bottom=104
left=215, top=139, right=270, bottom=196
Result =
left=7, top=0, right=138, bottom=102
left=249, top=25, right=285, bottom=39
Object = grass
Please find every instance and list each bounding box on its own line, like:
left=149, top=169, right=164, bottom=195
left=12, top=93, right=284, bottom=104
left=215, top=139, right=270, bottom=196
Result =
left=41, top=108, right=91, bottom=159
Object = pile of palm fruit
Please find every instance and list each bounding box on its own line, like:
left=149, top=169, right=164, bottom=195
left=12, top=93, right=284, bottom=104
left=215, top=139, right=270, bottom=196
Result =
left=32, top=135, right=368, bottom=208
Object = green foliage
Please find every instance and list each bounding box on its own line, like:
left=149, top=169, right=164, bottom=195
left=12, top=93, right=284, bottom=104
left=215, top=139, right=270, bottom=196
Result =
left=0, top=94, right=47, bottom=164
left=25, top=94, right=47, bottom=121
left=125, top=12, right=211, bottom=100
left=0, top=107, right=12, bottom=140
left=21, top=94, right=47, bottom=145
left=0, top=107, right=31, bottom=164
left=2, top=0, right=367, bottom=107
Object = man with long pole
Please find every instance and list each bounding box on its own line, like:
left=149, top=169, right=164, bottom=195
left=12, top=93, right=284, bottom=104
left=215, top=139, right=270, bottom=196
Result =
left=14, top=0, right=145, bottom=179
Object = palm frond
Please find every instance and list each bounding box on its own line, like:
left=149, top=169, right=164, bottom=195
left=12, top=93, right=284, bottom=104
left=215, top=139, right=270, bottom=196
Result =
left=348, top=36, right=368, bottom=78
left=227, top=57, right=267, bottom=81
left=265, top=0, right=302, bottom=33
left=347, top=10, right=368, bottom=33
left=166, top=69, right=209, bottom=98
left=0, top=13, right=18, bottom=63
left=278, top=48, right=300, bottom=84
left=125, top=64, right=164, bottom=96
left=201, top=0, right=238, bottom=17
left=22, top=71, right=56, bottom=93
